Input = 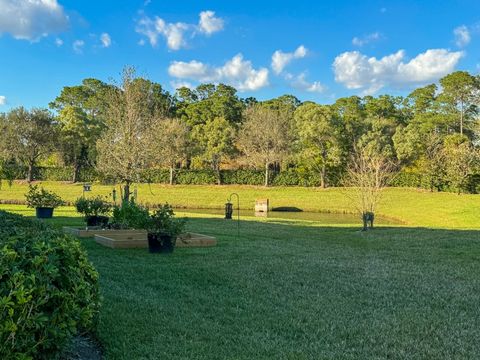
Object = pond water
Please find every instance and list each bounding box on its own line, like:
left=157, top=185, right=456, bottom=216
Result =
left=177, top=208, right=404, bottom=225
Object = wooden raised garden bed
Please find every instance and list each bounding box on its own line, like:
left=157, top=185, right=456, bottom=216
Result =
left=63, top=227, right=145, bottom=239
left=94, top=232, right=216, bottom=249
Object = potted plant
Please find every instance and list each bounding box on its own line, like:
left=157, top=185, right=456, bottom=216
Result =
left=146, top=204, right=186, bottom=253
left=25, top=185, right=65, bottom=219
left=75, top=196, right=112, bottom=228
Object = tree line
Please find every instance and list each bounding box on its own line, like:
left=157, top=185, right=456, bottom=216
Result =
left=1, top=67, right=479, bottom=195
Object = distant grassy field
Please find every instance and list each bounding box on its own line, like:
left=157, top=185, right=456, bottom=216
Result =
left=1, top=181, right=480, bottom=228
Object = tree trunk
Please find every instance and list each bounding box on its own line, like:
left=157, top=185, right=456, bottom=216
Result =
left=72, top=160, right=81, bottom=183
left=27, top=161, right=34, bottom=182
left=460, top=100, right=464, bottom=135
left=123, top=182, right=131, bottom=203
left=264, top=162, right=269, bottom=187
left=216, top=168, right=221, bottom=185
left=169, top=166, right=174, bottom=185
left=320, top=164, right=326, bottom=188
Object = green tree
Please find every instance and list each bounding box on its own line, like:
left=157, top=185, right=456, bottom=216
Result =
left=294, top=103, right=343, bottom=188
left=57, top=105, right=102, bottom=182
left=175, top=83, right=244, bottom=127
left=443, top=134, right=479, bottom=193
left=238, top=104, right=293, bottom=186
left=150, top=118, right=190, bottom=185
left=0, top=107, right=57, bottom=181
left=192, top=117, right=236, bottom=185
left=438, top=71, right=480, bottom=135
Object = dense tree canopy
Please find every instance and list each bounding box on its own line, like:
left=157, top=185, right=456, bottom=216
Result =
left=1, top=69, right=479, bottom=193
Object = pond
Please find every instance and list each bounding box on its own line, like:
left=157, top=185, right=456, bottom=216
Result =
left=177, top=208, right=404, bottom=225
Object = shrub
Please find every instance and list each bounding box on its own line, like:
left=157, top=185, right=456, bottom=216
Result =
left=25, top=185, right=65, bottom=208
left=0, top=211, right=100, bottom=359
left=111, top=200, right=150, bottom=229
left=75, top=196, right=112, bottom=218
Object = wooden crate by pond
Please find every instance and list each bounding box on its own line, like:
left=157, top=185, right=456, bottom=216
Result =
left=94, top=232, right=216, bottom=249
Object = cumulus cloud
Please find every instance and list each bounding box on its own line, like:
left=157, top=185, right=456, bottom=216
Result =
left=286, top=73, right=325, bottom=93
left=168, top=54, right=269, bottom=91
left=100, top=33, right=111, bottom=48
left=136, top=10, right=224, bottom=50
left=73, top=39, right=84, bottom=53
left=271, top=45, right=308, bottom=74
left=0, top=0, right=69, bottom=41
left=55, top=37, right=63, bottom=46
left=0, top=96, right=6, bottom=105
left=352, top=32, right=383, bottom=47
left=453, top=25, right=471, bottom=47
left=198, top=10, right=224, bottom=35
left=333, top=49, right=463, bottom=94
left=170, top=80, right=194, bottom=90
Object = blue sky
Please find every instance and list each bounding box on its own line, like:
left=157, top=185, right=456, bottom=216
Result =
left=1, top=0, right=480, bottom=110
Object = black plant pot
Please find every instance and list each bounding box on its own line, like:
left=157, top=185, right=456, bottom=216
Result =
left=86, top=215, right=109, bottom=227
left=148, top=233, right=175, bottom=254
left=36, top=207, right=54, bottom=219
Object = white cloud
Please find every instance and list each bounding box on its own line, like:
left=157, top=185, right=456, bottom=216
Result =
left=0, top=96, right=6, bottom=105
left=271, top=45, right=308, bottom=74
left=333, top=49, right=463, bottom=94
left=352, top=32, right=382, bottom=47
left=168, top=54, right=269, bottom=91
left=287, top=73, right=325, bottom=93
left=170, top=80, right=194, bottom=90
left=0, top=0, right=69, bottom=41
left=73, top=39, right=84, bottom=54
left=136, top=10, right=224, bottom=50
left=453, top=25, right=471, bottom=47
left=55, top=37, right=63, bottom=46
left=198, top=10, right=224, bottom=35
left=100, top=33, right=111, bottom=48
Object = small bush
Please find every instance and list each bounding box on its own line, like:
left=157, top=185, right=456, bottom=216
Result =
left=25, top=185, right=65, bottom=208
left=75, top=196, right=112, bottom=218
left=111, top=200, right=150, bottom=229
left=0, top=211, right=100, bottom=359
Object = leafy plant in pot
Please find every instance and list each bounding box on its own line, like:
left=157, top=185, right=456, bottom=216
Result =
left=25, top=185, right=65, bottom=218
left=75, top=196, right=112, bottom=228
left=146, top=204, right=186, bottom=254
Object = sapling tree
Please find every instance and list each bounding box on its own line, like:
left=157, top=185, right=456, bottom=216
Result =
left=96, top=67, right=161, bottom=202
left=238, top=104, right=293, bottom=186
left=345, top=142, right=397, bottom=230
left=150, top=118, right=190, bottom=185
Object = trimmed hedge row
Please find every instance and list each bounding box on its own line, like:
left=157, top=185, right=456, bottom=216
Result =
left=0, top=211, right=100, bottom=359
left=12, top=166, right=480, bottom=192
left=20, top=167, right=341, bottom=187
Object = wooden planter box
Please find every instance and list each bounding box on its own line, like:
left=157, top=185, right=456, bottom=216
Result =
left=177, top=233, right=217, bottom=248
left=63, top=227, right=146, bottom=239
left=94, top=232, right=216, bottom=249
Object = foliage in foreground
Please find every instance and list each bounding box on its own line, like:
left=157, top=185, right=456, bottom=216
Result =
left=0, top=211, right=100, bottom=359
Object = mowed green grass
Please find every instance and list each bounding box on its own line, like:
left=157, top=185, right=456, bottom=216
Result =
left=1, top=181, right=480, bottom=228
left=1, top=184, right=480, bottom=359
left=13, top=213, right=480, bottom=359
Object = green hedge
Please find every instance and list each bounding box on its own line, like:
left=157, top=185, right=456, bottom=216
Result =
left=0, top=211, right=100, bottom=359
left=9, top=167, right=342, bottom=187
left=10, top=166, right=480, bottom=192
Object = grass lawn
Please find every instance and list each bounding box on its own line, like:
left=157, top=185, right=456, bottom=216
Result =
left=1, top=202, right=480, bottom=359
